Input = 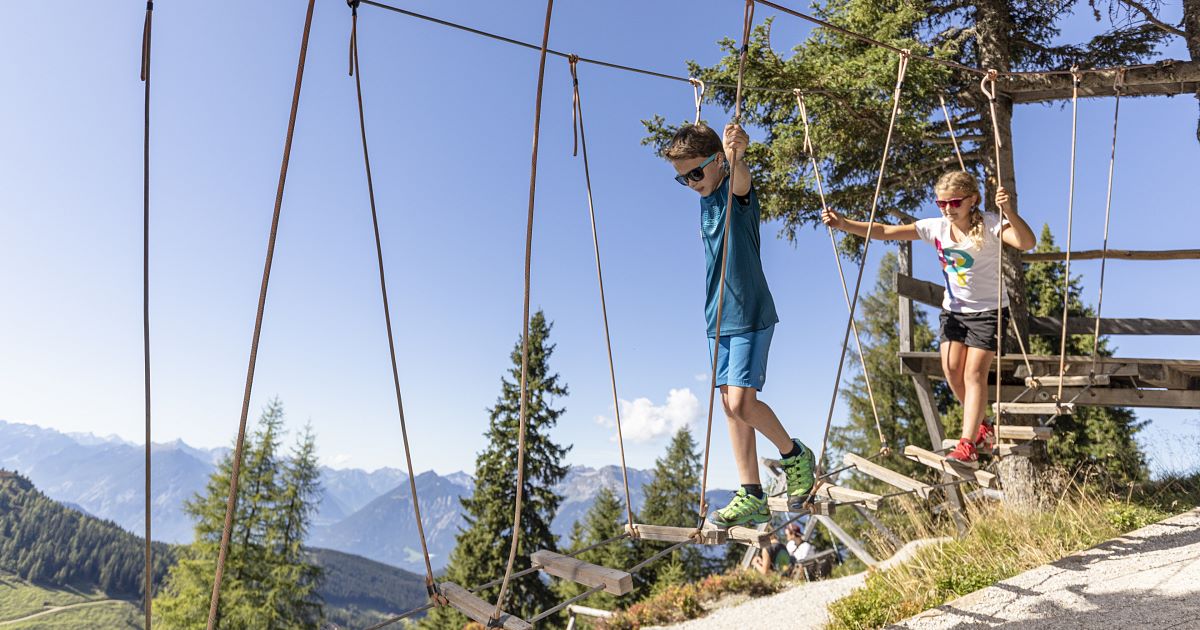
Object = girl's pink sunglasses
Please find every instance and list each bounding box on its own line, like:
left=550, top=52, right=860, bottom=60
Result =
left=935, top=197, right=966, bottom=209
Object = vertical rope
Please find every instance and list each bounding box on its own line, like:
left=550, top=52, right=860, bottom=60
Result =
left=491, top=0, right=554, bottom=622
left=1091, top=71, right=1123, bottom=377
left=690, top=77, right=706, bottom=124
left=938, top=94, right=966, bottom=171
left=795, top=90, right=887, bottom=452
left=568, top=56, right=636, bottom=527
left=206, top=2, right=316, bottom=627
left=697, top=0, right=755, bottom=523
left=812, top=51, right=909, bottom=485
left=1056, top=69, right=1081, bottom=403
left=139, top=3, right=154, bottom=627
left=347, top=3, right=438, bottom=591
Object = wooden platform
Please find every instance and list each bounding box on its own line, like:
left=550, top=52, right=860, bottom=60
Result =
left=625, top=522, right=725, bottom=545
left=843, top=453, right=933, bottom=498
left=993, top=402, right=1074, bottom=416
left=531, top=550, right=632, bottom=595
left=439, top=582, right=532, bottom=630
left=994, top=425, right=1054, bottom=441
left=903, top=445, right=997, bottom=488
left=1026, top=374, right=1110, bottom=388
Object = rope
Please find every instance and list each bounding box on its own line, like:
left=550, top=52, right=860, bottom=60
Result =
left=206, top=1, right=316, bottom=627
left=938, top=94, right=966, bottom=171
left=1091, top=70, right=1123, bottom=378
left=1055, top=69, right=1082, bottom=403
left=795, top=90, right=887, bottom=452
left=347, top=3, right=438, bottom=591
left=490, top=0, right=554, bottom=623
left=568, top=55, right=636, bottom=527
left=139, top=2, right=154, bottom=627
left=698, top=0, right=755, bottom=524
left=690, top=77, right=706, bottom=124
left=813, top=51, right=910, bottom=487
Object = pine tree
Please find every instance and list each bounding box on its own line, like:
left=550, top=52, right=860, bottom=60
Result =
left=554, top=487, right=638, bottom=614
left=422, top=311, right=571, bottom=629
left=153, top=399, right=325, bottom=629
left=1022, top=226, right=1148, bottom=484
left=635, top=427, right=706, bottom=588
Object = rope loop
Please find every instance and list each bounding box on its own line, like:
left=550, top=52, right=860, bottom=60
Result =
left=1114, top=67, right=1127, bottom=94
left=568, top=55, right=580, bottom=156
left=347, top=4, right=357, bottom=77
left=980, top=69, right=998, bottom=101
left=689, top=77, right=706, bottom=124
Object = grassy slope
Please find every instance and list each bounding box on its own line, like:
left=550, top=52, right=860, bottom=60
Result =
left=0, top=571, right=139, bottom=628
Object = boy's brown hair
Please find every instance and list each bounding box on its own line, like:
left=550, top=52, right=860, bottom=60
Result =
left=663, top=123, right=723, bottom=161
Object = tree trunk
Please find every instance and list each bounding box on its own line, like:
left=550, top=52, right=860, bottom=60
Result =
left=1185, top=0, right=1200, bottom=142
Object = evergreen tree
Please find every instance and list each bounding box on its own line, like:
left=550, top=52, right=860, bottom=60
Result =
left=1023, top=226, right=1148, bottom=484
left=635, top=427, right=706, bottom=588
left=153, top=399, right=325, bottom=629
left=422, top=311, right=571, bottom=629
left=554, top=487, right=638, bottom=615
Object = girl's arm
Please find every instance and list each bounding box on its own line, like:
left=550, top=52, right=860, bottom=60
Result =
left=821, top=208, right=920, bottom=241
left=996, top=188, right=1037, bottom=250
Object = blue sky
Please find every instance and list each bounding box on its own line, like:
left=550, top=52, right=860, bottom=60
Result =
left=1, top=1, right=1197, bottom=492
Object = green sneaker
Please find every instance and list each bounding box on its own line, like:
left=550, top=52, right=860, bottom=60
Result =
left=709, top=488, right=769, bottom=528
left=780, top=439, right=816, bottom=497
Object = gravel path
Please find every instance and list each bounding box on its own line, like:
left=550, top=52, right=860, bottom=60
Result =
left=650, top=539, right=950, bottom=630
left=893, top=507, right=1200, bottom=629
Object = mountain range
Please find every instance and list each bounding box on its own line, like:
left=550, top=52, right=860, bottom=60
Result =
left=0, top=420, right=731, bottom=574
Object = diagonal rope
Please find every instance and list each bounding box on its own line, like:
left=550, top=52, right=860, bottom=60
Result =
left=813, top=50, right=910, bottom=489
left=347, top=2, right=438, bottom=590
left=1091, top=71, right=1123, bottom=378
left=568, top=55, right=636, bottom=527
left=139, top=2, right=154, bottom=627
left=938, top=94, right=966, bottom=171
left=206, top=2, right=316, bottom=627
left=491, top=0, right=554, bottom=623
left=795, top=90, right=887, bottom=452
left=698, top=0, right=756, bottom=524
left=1056, top=69, right=1082, bottom=403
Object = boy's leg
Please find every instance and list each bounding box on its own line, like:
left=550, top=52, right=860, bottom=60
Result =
left=725, top=389, right=762, bottom=486
left=725, top=386, right=791, bottom=453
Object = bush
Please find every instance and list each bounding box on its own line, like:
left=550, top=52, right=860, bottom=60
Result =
left=600, top=570, right=785, bottom=629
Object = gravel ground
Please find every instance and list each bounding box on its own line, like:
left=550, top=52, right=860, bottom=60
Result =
left=893, top=507, right=1200, bottom=629
left=649, top=539, right=950, bottom=630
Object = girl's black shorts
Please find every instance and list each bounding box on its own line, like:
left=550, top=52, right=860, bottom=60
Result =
left=939, top=308, right=1009, bottom=352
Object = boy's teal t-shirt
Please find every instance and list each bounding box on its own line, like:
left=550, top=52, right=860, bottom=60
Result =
left=700, top=176, right=779, bottom=337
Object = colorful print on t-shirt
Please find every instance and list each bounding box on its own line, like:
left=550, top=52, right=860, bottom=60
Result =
left=935, top=238, right=974, bottom=288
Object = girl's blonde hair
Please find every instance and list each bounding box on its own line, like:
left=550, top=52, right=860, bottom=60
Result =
left=934, top=170, right=985, bottom=249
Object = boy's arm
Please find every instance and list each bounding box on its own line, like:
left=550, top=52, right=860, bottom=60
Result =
left=822, top=208, right=921, bottom=241
left=724, top=123, right=752, bottom=197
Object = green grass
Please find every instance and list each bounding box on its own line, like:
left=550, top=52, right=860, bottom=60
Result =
left=4, top=600, right=142, bottom=629
left=0, top=572, right=101, bottom=623
left=824, top=494, right=1169, bottom=630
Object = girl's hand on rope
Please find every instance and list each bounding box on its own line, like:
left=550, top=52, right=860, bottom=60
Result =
left=723, top=123, right=749, bottom=162
left=821, top=208, right=845, bottom=230
left=995, top=186, right=1012, bottom=214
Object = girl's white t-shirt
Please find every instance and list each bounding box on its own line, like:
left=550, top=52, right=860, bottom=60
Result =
left=913, top=213, right=1010, bottom=313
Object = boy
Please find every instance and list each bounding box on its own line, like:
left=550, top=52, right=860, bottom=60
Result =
left=664, top=122, right=815, bottom=527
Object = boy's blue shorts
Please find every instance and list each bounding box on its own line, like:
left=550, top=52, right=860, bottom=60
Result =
left=707, top=324, right=774, bottom=391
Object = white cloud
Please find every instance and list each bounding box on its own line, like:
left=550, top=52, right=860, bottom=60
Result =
left=325, top=453, right=353, bottom=468
left=694, top=372, right=709, bottom=382
left=595, top=388, right=701, bottom=443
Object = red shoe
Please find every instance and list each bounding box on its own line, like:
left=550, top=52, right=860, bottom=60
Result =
left=975, top=420, right=996, bottom=455
left=945, top=438, right=979, bottom=467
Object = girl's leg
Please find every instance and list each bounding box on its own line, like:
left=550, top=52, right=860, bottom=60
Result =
left=723, top=386, right=762, bottom=486
left=941, top=341, right=968, bottom=402
left=960, top=347, right=996, bottom=441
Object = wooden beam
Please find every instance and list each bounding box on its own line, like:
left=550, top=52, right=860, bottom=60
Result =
left=895, top=272, right=944, bottom=309
left=994, top=402, right=1075, bottom=416
left=843, top=453, right=933, bottom=498
left=910, top=373, right=968, bottom=533
left=767, top=494, right=835, bottom=515
left=1022, top=248, right=1200, bottom=262
left=727, top=525, right=774, bottom=548
left=994, top=425, right=1054, bottom=440
left=815, top=515, right=877, bottom=567
left=567, top=605, right=613, bottom=619
left=903, top=445, right=998, bottom=488
left=820, top=484, right=882, bottom=511
left=626, top=523, right=725, bottom=544
left=1000, top=60, right=1200, bottom=103
left=998, top=386, right=1200, bottom=410
left=439, top=582, right=532, bottom=630
left=531, top=550, right=633, bottom=596
left=1026, top=374, right=1110, bottom=388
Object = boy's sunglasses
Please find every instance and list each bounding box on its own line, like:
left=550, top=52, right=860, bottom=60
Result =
left=674, top=153, right=719, bottom=186
left=935, top=197, right=967, bottom=209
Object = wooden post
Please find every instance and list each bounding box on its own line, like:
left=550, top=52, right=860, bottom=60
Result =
left=899, top=242, right=969, bottom=533
left=815, top=515, right=877, bottom=567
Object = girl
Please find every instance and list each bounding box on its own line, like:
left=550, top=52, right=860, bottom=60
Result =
left=821, top=171, right=1036, bottom=464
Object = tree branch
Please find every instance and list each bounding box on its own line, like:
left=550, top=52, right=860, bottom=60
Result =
left=1114, top=0, right=1188, bottom=38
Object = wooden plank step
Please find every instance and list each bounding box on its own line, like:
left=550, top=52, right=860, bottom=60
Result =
left=766, top=494, right=836, bottom=515
left=843, top=453, right=933, bottom=498
left=531, top=550, right=632, bottom=596
left=726, top=525, right=773, bottom=547
left=993, top=402, right=1074, bottom=416
left=439, top=582, right=532, bottom=630
left=1025, top=374, right=1110, bottom=388
left=994, top=424, right=1055, bottom=440
left=821, top=485, right=882, bottom=511
left=942, top=438, right=1033, bottom=457
left=625, top=523, right=726, bottom=545
left=903, top=445, right=997, bottom=488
